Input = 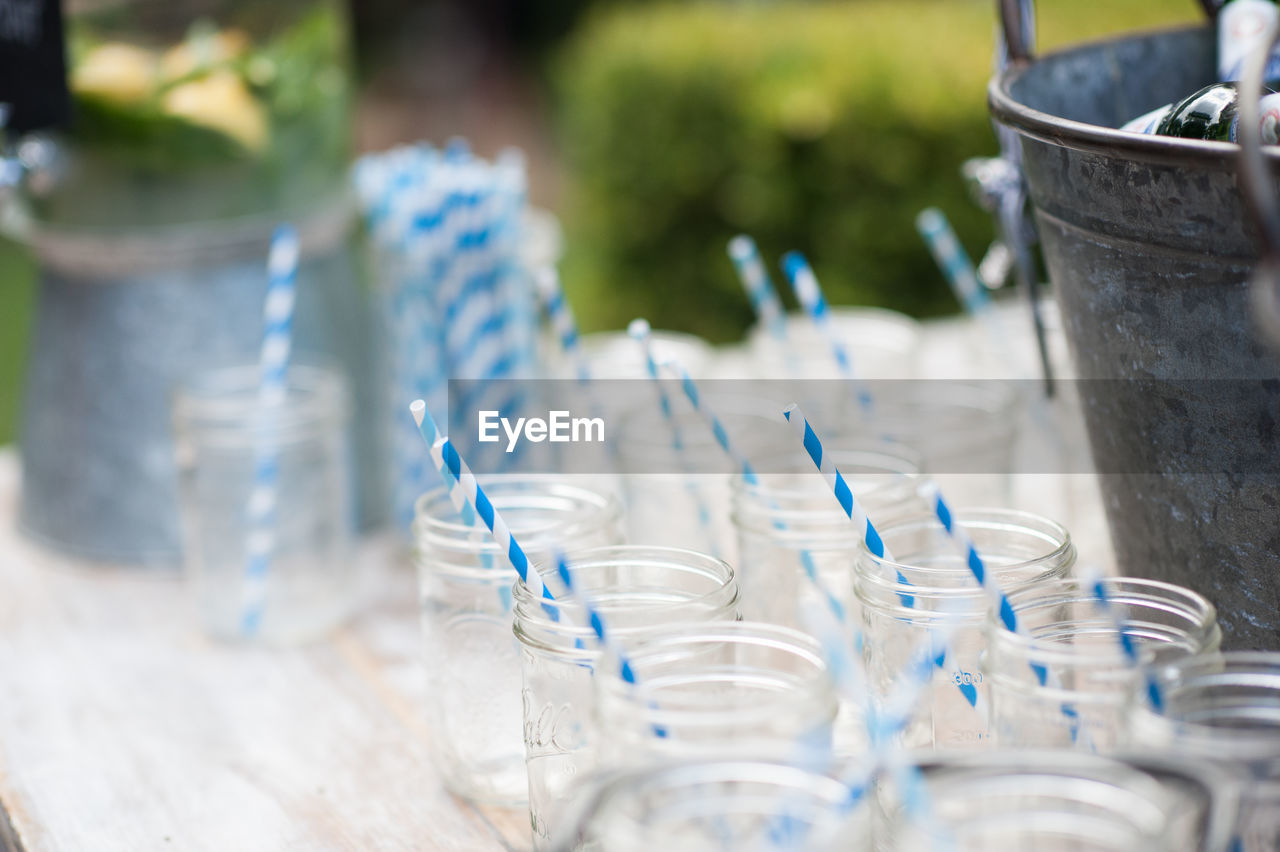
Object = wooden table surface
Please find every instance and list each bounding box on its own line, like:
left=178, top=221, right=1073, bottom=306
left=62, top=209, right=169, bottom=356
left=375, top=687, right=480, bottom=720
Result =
left=0, top=451, right=529, bottom=852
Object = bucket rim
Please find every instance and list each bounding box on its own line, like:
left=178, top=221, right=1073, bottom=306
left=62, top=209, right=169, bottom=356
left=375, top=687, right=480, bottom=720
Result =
left=988, top=23, right=1280, bottom=169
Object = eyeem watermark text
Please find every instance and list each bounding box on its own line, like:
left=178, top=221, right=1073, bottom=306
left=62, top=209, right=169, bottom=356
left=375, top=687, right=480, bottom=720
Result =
left=478, top=410, right=605, bottom=453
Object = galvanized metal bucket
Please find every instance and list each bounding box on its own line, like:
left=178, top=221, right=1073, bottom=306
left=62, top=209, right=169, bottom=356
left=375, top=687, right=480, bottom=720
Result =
left=16, top=197, right=386, bottom=565
left=990, top=6, right=1280, bottom=649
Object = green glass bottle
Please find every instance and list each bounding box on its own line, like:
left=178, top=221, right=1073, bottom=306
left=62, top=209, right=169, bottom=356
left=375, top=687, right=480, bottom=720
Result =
left=1154, top=83, right=1280, bottom=143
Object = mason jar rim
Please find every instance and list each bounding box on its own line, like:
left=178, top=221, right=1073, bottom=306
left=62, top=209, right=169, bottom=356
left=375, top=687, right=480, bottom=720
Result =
left=171, top=362, right=349, bottom=448
left=856, top=508, right=1074, bottom=608
left=747, top=306, right=921, bottom=354
left=596, top=621, right=837, bottom=733
left=575, top=328, right=713, bottom=382
left=908, top=749, right=1176, bottom=846
left=731, top=445, right=921, bottom=541
left=986, top=577, right=1221, bottom=672
left=412, top=476, right=620, bottom=559
left=511, top=545, right=739, bottom=656
left=1134, top=651, right=1280, bottom=760
left=567, top=758, right=860, bottom=852
left=614, top=389, right=793, bottom=465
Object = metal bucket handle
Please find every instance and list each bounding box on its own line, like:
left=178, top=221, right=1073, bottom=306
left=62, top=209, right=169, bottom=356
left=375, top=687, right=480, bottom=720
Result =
left=1238, top=13, right=1280, bottom=347
left=999, top=0, right=1221, bottom=64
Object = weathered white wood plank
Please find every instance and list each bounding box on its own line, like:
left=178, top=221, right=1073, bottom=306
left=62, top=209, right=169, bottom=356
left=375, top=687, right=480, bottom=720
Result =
left=0, top=452, right=526, bottom=852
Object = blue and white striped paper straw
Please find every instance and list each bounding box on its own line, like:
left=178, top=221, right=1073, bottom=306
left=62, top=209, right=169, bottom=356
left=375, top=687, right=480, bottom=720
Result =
left=241, top=224, right=300, bottom=636
left=918, top=481, right=1019, bottom=636
left=780, top=404, right=890, bottom=562
left=1079, top=568, right=1166, bottom=713
left=919, top=479, right=1088, bottom=742
left=659, top=357, right=848, bottom=623
left=359, top=143, right=533, bottom=524
left=915, top=208, right=990, bottom=318
left=411, top=397, right=500, bottom=578
left=410, top=400, right=553, bottom=606
left=782, top=404, right=992, bottom=723
left=412, top=403, right=646, bottom=684
left=550, top=549, right=639, bottom=685
left=915, top=206, right=1016, bottom=370
left=781, top=252, right=874, bottom=414
left=665, top=358, right=756, bottom=482
left=628, top=320, right=720, bottom=559
left=728, top=235, right=787, bottom=342
left=803, top=601, right=950, bottom=846
left=537, top=267, right=591, bottom=386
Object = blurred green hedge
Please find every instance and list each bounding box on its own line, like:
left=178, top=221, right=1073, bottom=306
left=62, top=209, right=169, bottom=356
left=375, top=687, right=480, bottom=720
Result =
left=0, top=238, right=35, bottom=445
left=553, top=0, right=1198, bottom=341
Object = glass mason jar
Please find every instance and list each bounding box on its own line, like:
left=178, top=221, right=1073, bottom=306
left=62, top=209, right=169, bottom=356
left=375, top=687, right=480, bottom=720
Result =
left=28, top=0, right=352, bottom=229
left=513, top=546, right=741, bottom=849
left=855, top=509, right=1075, bottom=749
left=593, top=621, right=838, bottom=767
left=550, top=328, right=715, bottom=380
left=556, top=759, right=871, bottom=852
left=731, top=441, right=923, bottom=757
left=871, top=382, right=1019, bottom=511
left=986, top=577, right=1220, bottom=750
left=616, top=392, right=793, bottom=562
left=412, top=478, right=623, bottom=806
left=173, top=363, right=352, bottom=644
left=730, top=442, right=923, bottom=628
left=746, top=308, right=922, bottom=381
left=1127, top=651, right=1280, bottom=852
left=878, top=751, right=1213, bottom=852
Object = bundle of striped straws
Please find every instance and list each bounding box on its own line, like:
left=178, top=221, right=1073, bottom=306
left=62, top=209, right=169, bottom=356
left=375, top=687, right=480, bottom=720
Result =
left=355, top=141, right=538, bottom=529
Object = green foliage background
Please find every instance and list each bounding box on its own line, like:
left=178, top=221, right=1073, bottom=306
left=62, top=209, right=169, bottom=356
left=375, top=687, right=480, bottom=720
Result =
left=0, top=240, right=36, bottom=445
left=552, top=0, right=1199, bottom=341
left=0, top=0, right=1203, bottom=444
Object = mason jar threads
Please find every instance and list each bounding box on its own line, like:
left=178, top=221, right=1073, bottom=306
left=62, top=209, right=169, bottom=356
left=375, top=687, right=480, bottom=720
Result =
left=173, top=363, right=352, bottom=644
left=593, top=621, right=838, bottom=766
left=555, top=759, right=872, bottom=852
left=730, top=442, right=923, bottom=627
left=878, top=751, right=1215, bottom=852
left=986, top=577, right=1220, bottom=750
left=513, top=546, right=740, bottom=849
left=855, top=509, right=1075, bottom=749
left=1127, top=652, right=1280, bottom=852
left=412, top=477, right=622, bottom=806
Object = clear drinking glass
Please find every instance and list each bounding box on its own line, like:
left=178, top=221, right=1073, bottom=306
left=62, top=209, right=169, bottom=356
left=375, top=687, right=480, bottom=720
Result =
left=585, top=328, right=714, bottom=378
left=173, top=363, right=352, bottom=644
left=867, top=382, right=1019, bottom=510
left=616, top=392, right=794, bottom=561
left=556, top=759, right=872, bottom=852
left=593, top=621, right=838, bottom=767
left=746, top=308, right=922, bottom=381
left=730, top=442, right=923, bottom=627
left=730, top=442, right=923, bottom=755
left=513, top=546, right=741, bottom=849
left=878, top=751, right=1211, bottom=852
left=985, top=577, right=1220, bottom=750
left=412, top=477, right=623, bottom=806
left=854, top=509, right=1075, bottom=749
left=1127, top=651, right=1280, bottom=852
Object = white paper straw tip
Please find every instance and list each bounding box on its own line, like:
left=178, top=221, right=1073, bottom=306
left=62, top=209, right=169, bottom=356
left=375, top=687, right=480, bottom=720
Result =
left=409, top=400, right=426, bottom=426
left=268, top=227, right=300, bottom=277
left=916, top=207, right=944, bottom=233
left=627, top=318, right=651, bottom=340
left=534, top=266, right=559, bottom=297
left=727, top=235, right=754, bottom=259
